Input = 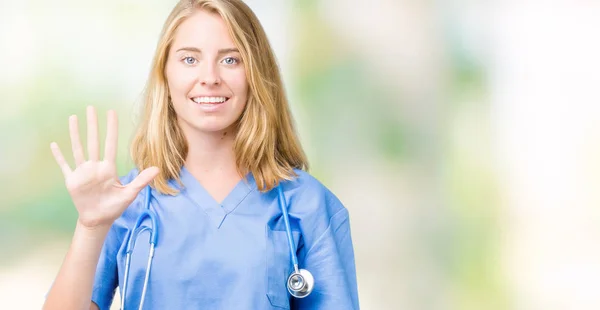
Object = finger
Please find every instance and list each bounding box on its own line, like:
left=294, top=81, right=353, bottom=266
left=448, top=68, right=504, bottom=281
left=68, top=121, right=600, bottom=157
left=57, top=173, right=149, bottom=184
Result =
left=126, top=167, right=160, bottom=194
left=104, top=110, right=118, bottom=163
left=69, top=115, right=85, bottom=166
left=50, top=142, right=72, bottom=177
left=87, top=106, right=100, bottom=161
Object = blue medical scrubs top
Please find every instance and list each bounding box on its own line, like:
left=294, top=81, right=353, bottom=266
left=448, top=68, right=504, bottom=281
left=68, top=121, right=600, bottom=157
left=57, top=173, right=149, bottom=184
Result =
left=91, top=167, right=359, bottom=309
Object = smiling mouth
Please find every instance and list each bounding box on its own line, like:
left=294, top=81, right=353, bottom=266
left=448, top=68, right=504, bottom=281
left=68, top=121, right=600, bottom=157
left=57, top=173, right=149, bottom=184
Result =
left=190, top=96, right=230, bottom=104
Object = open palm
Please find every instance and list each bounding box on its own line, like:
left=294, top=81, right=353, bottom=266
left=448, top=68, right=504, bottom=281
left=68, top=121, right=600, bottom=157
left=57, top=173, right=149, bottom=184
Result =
left=50, top=106, right=158, bottom=229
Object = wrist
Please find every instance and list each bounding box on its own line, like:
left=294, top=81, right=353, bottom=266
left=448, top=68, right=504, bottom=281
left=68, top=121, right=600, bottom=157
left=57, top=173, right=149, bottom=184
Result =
left=75, top=219, right=111, bottom=238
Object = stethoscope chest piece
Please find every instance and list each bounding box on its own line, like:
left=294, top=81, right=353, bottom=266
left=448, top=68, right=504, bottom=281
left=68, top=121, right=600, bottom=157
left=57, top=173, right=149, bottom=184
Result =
left=287, top=268, right=314, bottom=298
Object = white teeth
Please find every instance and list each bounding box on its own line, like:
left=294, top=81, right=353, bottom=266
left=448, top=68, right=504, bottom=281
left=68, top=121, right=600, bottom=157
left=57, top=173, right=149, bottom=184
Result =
left=192, top=96, right=227, bottom=103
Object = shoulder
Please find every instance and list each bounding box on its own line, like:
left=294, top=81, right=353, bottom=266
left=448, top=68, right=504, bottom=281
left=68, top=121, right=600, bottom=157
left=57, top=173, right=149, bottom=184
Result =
left=283, top=170, right=352, bottom=254
left=283, top=169, right=347, bottom=220
left=284, top=169, right=329, bottom=197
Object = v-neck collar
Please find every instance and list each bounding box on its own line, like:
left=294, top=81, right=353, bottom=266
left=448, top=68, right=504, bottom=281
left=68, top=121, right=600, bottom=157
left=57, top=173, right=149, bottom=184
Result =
left=176, top=167, right=256, bottom=228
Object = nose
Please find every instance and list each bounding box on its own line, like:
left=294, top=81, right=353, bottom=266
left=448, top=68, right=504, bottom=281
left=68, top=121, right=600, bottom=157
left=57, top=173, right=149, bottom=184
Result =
left=198, top=61, right=221, bottom=86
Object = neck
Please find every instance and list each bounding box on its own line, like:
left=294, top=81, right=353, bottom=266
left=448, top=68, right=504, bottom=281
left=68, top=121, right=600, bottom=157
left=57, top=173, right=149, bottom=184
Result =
left=183, top=128, right=239, bottom=178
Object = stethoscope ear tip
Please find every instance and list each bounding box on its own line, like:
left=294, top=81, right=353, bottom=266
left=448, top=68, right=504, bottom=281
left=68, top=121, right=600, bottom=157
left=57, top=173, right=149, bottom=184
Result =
left=287, top=269, right=314, bottom=298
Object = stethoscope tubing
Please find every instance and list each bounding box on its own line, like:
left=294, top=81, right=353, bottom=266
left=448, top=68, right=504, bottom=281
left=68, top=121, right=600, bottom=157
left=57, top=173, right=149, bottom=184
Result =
left=277, top=184, right=300, bottom=270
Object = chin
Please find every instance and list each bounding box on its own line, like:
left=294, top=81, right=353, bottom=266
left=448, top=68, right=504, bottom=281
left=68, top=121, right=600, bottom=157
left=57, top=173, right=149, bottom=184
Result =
left=192, top=121, right=238, bottom=134
left=177, top=111, right=241, bottom=136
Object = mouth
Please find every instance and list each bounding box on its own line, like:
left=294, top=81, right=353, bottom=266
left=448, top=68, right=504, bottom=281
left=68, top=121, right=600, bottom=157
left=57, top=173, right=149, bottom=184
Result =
left=190, top=96, right=230, bottom=112
left=190, top=96, right=230, bottom=105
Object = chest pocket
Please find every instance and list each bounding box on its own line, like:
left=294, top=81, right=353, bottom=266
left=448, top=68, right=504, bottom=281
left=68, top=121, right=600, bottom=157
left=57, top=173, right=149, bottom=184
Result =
left=266, top=226, right=301, bottom=309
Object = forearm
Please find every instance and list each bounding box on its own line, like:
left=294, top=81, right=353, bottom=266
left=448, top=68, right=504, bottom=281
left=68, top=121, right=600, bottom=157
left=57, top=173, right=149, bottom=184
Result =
left=43, top=221, right=110, bottom=310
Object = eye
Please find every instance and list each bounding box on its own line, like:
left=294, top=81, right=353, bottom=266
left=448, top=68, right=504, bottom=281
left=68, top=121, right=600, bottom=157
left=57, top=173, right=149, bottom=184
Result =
left=182, top=56, right=197, bottom=65
left=221, top=56, right=239, bottom=65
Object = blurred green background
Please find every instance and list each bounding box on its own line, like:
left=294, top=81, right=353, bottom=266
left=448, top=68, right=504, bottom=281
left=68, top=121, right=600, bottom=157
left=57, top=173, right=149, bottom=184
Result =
left=2, top=0, right=600, bottom=309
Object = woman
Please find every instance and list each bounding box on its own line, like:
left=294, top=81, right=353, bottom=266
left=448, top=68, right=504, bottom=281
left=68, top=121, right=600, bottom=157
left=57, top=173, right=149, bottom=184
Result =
left=43, top=0, right=359, bottom=309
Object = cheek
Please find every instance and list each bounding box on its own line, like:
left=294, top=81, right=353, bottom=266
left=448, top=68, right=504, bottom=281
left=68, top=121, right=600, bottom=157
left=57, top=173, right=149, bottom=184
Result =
left=236, top=79, right=249, bottom=106
left=165, top=63, right=193, bottom=96
left=223, top=70, right=248, bottom=98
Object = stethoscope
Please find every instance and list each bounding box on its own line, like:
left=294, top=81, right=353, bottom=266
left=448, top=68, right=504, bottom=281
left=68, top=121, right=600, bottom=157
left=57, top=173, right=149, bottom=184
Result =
left=120, top=183, right=314, bottom=310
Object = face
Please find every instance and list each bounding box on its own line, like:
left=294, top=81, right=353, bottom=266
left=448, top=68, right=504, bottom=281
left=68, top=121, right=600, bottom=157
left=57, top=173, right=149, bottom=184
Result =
left=165, top=9, right=248, bottom=136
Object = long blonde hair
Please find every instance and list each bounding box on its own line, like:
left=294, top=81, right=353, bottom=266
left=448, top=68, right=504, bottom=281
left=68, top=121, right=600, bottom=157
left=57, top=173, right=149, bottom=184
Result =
left=131, top=0, right=308, bottom=195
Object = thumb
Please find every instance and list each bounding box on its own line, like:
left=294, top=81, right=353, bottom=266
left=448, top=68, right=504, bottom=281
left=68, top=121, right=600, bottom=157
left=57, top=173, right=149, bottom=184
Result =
left=127, top=166, right=160, bottom=194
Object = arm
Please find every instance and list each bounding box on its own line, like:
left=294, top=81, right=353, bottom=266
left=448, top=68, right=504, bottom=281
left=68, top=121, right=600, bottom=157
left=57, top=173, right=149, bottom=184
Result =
left=294, top=208, right=360, bottom=310
left=43, top=222, right=109, bottom=310
left=43, top=107, right=157, bottom=310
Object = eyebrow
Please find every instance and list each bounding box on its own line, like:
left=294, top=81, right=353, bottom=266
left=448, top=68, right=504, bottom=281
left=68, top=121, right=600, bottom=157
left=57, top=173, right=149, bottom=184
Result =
left=175, top=47, right=239, bottom=54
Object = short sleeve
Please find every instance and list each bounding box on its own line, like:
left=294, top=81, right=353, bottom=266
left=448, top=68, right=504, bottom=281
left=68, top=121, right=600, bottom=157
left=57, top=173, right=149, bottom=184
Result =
left=293, top=200, right=360, bottom=309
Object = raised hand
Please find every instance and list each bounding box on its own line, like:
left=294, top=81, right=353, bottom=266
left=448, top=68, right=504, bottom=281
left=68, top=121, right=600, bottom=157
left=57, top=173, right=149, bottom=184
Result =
left=50, top=106, right=159, bottom=229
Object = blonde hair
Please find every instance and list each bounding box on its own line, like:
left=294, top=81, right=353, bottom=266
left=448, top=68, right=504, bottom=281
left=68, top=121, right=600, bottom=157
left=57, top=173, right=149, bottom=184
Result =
left=131, top=0, right=308, bottom=195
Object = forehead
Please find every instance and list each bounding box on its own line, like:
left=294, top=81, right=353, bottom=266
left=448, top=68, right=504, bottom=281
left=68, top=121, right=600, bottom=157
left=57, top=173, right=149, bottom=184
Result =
left=172, top=9, right=236, bottom=49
